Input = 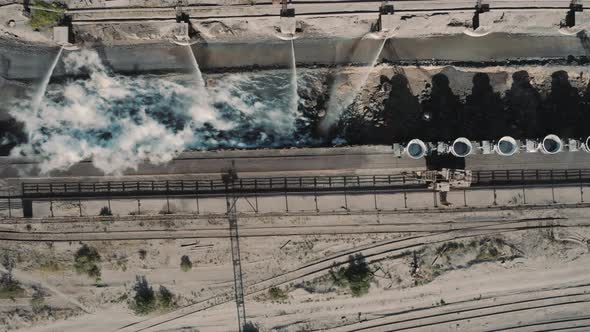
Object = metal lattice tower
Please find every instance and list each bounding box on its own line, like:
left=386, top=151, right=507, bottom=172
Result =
left=226, top=178, right=246, bottom=332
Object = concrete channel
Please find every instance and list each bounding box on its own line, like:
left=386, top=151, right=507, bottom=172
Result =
left=1, top=32, right=588, bottom=80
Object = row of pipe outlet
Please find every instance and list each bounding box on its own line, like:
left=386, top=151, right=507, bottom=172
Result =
left=403, top=135, right=590, bottom=159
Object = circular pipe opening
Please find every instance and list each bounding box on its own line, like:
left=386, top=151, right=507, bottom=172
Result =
left=584, top=136, right=590, bottom=153
left=450, top=138, right=473, bottom=157
left=541, top=134, right=563, bottom=154
left=405, top=139, right=428, bottom=159
left=496, top=136, right=518, bottom=156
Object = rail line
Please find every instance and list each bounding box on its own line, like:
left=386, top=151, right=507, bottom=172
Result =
left=116, top=220, right=569, bottom=332
left=0, top=214, right=570, bottom=242
left=65, top=1, right=577, bottom=22
left=317, top=284, right=590, bottom=332
left=491, top=316, right=590, bottom=332
left=2, top=200, right=588, bottom=226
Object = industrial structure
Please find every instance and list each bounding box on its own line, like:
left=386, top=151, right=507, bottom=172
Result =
left=396, top=135, right=590, bottom=159
left=3, top=1, right=590, bottom=332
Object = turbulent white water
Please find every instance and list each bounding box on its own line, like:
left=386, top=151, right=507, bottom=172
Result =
left=10, top=49, right=305, bottom=174
left=31, top=46, right=63, bottom=110
left=320, top=37, right=387, bottom=133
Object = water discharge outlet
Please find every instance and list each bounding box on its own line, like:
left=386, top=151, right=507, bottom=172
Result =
left=280, top=2, right=296, bottom=36
left=496, top=136, right=519, bottom=156
left=583, top=136, right=590, bottom=153
left=541, top=134, right=563, bottom=154
left=405, top=139, right=428, bottom=159
left=450, top=137, right=473, bottom=157
left=378, top=1, right=396, bottom=32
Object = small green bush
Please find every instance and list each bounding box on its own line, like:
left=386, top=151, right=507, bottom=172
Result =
left=1, top=256, right=24, bottom=299
left=0, top=277, right=24, bottom=299
left=268, top=287, right=288, bottom=301
left=130, top=276, right=176, bottom=315
left=138, top=249, right=147, bottom=260
left=131, top=276, right=156, bottom=315
left=74, top=244, right=101, bottom=280
left=39, top=261, right=62, bottom=273
left=158, top=286, right=174, bottom=309
left=330, top=254, right=373, bottom=297
left=30, top=1, right=65, bottom=29
left=243, top=322, right=260, bottom=332
left=99, top=206, right=112, bottom=216
left=180, top=255, right=192, bottom=272
left=30, top=286, right=47, bottom=313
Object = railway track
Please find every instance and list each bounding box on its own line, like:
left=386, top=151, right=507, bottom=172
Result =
left=65, top=0, right=579, bottom=22
left=0, top=214, right=571, bottom=242
left=317, top=283, right=590, bottom=332
left=114, top=219, right=571, bottom=332
left=1, top=200, right=587, bottom=226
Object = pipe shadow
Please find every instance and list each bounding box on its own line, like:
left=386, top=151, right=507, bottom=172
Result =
left=503, top=70, right=541, bottom=138
left=420, top=73, right=462, bottom=141
left=463, top=72, right=504, bottom=140
left=542, top=70, right=581, bottom=137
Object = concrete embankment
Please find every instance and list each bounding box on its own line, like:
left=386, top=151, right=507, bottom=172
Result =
left=1, top=32, right=588, bottom=80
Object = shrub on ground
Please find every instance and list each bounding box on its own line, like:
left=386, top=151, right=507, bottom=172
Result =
left=330, top=253, right=373, bottom=296
left=74, top=244, right=101, bottom=280
left=180, top=255, right=192, bottom=272
left=30, top=1, right=65, bottom=29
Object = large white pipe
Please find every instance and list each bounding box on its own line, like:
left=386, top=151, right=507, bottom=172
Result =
left=495, top=136, right=519, bottom=156
left=584, top=136, right=590, bottom=153
left=405, top=139, right=428, bottom=159
left=450, top=137, right=473, bottom=157
left=541, top=134, right=563, bottom=154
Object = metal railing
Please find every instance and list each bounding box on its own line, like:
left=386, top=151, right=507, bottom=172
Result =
left=21, top=174, right=424, bottom=198
left=473, top=169, right=590, bottom=185
left=19, top=169, right=590, bottom=200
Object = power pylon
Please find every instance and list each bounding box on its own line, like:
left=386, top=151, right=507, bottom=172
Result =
left=224, top=165, right=247, bottom=332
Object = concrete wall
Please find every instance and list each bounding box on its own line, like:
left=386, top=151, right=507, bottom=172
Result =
left=2, top=32, right=588, bottom=80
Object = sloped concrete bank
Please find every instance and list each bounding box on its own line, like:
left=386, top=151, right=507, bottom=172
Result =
left=1, top=32, right=589, bottom=80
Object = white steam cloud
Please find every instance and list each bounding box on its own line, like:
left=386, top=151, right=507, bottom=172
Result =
left=10, top=49, right=303, bottom=174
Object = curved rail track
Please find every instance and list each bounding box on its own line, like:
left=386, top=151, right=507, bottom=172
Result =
left=316, top=283, right=590, bottom=331
left=114, top=219, right=574, bottom=332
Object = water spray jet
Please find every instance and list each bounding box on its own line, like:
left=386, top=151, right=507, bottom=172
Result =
left=289, top=37, right=299, bottom=114
left=31, top=46, right=63, bottom=110
left=185, top=45, right=206, bottom=90
left=320, top=32, right=388, bottom=134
